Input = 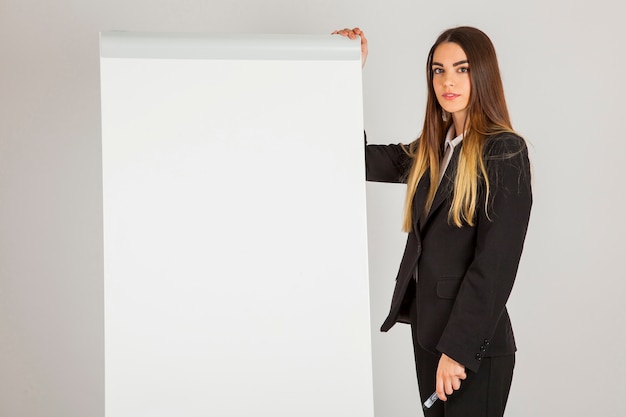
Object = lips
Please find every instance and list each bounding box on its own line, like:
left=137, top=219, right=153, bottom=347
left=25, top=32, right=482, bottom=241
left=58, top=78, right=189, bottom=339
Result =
left=442, top=93, right=459, bottom=100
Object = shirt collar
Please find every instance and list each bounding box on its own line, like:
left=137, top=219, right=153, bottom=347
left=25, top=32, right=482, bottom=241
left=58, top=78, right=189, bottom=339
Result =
left=444, top=126, right=464, bottom=150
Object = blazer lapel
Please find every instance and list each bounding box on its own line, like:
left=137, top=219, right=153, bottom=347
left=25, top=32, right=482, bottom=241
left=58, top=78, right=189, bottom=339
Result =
left=421, top=144, right=462, bottom=228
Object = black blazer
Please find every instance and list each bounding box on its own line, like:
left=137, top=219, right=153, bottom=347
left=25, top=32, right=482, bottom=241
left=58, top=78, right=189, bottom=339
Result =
left=366, top=133, right=532, bottom=373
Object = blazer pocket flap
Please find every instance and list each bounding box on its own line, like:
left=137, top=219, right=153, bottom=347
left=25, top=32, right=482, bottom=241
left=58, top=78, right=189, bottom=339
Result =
left=436, top=277, right=463, bottom=299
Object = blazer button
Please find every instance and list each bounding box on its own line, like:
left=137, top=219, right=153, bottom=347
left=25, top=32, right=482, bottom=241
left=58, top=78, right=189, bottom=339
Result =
left=480, top=345, right=486, bottom=352
left=484, top=339, right=490, bottom=346
left=475, top=353, right=482, bottom=361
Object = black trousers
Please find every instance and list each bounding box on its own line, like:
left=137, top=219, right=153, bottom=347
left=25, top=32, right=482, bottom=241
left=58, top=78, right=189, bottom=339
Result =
left=408, top=287, right=515, bottom=417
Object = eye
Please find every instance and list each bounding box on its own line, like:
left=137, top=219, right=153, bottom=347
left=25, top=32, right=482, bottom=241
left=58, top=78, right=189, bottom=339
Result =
left=458, top=67, right=469, bottom=73
left=432, top=67, right=444, bottom=75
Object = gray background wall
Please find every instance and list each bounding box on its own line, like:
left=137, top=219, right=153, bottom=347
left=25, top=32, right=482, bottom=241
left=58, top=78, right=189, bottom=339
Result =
left=1, top=1, right=624, bottom=416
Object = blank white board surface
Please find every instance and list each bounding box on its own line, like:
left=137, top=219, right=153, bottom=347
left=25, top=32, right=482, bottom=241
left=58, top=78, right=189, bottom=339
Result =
left=100, top=32, right=372, bottom=417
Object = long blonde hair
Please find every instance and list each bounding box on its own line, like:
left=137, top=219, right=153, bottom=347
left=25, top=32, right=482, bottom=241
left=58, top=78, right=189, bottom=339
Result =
left=402, top=26, right=514, bottom=231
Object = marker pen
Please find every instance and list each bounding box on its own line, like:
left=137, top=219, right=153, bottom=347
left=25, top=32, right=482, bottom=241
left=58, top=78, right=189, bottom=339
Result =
left=422, top=391, right=438, bottom=410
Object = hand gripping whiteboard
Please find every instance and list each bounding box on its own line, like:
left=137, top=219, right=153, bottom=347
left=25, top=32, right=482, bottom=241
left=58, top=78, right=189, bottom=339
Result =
left=100, top=32, right=373, bottom=417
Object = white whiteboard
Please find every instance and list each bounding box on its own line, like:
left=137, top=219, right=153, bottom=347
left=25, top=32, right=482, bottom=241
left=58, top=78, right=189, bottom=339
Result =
left=100, top=33, right=372, bottom=417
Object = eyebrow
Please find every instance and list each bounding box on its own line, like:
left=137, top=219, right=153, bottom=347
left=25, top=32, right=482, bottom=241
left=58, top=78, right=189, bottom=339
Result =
left=431, top=60, right=469, bottom=67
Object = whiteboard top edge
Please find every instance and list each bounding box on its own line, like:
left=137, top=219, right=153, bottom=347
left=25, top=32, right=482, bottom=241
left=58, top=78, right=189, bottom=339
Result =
left=100, top=32, right=362, bottom=61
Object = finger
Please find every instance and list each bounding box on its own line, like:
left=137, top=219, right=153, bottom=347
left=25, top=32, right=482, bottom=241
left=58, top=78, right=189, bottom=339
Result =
left=452, top=378, right=462, bottom=391
left=352, top=28, right=367, bottom=44
left=358, top=30, right=367, bottom=44
left=340, top=28, right=357, bottom=40
left=445, top=379, right=454, bottom=395
left=459, top=371, right=467, bottom=380
left=436, top=378, right=447, bottom=401
left=332, top=29, right=356, bottom=39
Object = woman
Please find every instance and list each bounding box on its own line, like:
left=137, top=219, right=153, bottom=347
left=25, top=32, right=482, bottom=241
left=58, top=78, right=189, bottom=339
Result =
left=334, top=27, right=532, bottom=416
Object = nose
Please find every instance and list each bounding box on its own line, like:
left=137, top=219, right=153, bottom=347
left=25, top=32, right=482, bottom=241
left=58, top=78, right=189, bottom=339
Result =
left=443, top=72, right=455, bottom=87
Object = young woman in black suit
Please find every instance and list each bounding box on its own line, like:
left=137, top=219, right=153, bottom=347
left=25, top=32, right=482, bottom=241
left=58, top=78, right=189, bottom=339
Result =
left=334, top=26, right=532, bottom=417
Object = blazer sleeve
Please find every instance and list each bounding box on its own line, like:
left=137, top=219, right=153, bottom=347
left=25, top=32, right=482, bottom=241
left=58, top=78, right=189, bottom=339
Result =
left=435, top=134, right=533, bottom=372
left=364, top=132, right=413, bottom=183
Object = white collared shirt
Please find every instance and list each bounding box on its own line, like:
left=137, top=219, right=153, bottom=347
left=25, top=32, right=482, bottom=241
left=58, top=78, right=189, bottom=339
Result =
left=438, top=127, right=464, bottom=187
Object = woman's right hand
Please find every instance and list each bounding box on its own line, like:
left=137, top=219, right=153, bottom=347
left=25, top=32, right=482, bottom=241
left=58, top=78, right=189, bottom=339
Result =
left=332, top=27, right=368, bottom=68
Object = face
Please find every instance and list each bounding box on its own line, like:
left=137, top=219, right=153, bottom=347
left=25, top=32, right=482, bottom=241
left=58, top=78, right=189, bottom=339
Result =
left=431, top=42, right=471, bottom=128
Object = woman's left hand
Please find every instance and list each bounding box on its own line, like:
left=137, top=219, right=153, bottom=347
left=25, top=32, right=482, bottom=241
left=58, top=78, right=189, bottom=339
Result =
left=436, top=354, right=467, bottom=401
